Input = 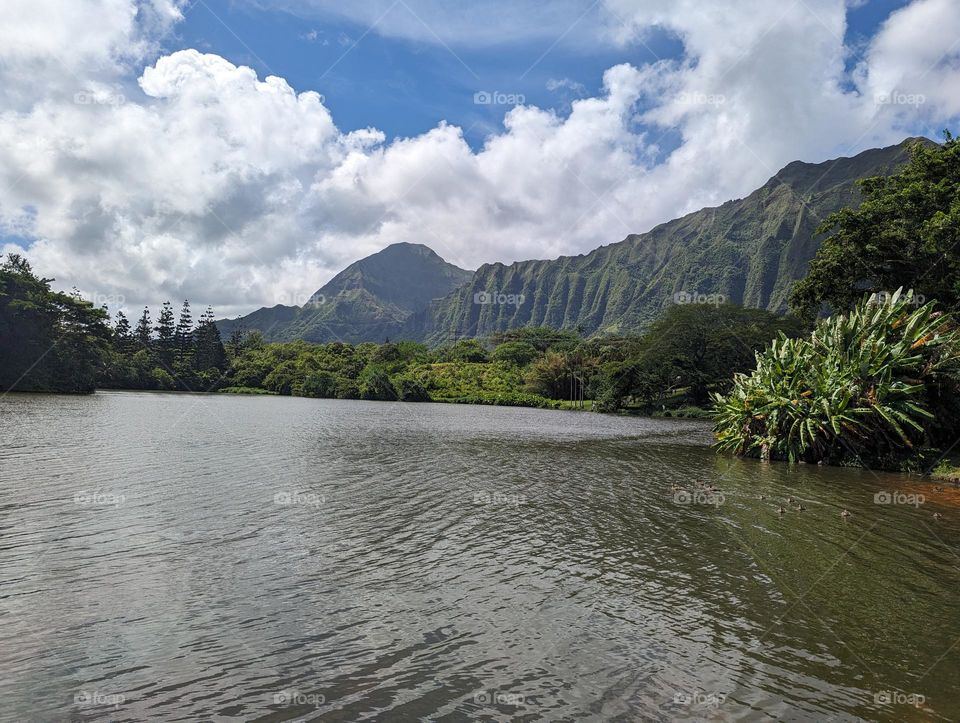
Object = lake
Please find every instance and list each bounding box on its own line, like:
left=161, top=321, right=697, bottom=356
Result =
left=0, top=391, right=957, bottom=721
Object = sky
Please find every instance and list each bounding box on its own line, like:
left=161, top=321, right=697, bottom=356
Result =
left=0, top=0, right=958, bottom=317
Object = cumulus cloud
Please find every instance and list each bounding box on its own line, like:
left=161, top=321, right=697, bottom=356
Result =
left=0, top=0, right=958, bottom=317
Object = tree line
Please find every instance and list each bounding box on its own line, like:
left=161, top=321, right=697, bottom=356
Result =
left=3, top=131, right=957, bottom=473
left=0, top=257, right=228, bottom=394
left=101, top=300, right=228, bottom=391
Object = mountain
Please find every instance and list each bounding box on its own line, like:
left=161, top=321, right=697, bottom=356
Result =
left=405, top=138, right=928, bottom=344
left=217, top=243, right=472, bottom=343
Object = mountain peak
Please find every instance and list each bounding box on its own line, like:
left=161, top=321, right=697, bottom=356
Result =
left=216, top=243, right=472, bottom=344
left=769, top=137, right=932, bottom=193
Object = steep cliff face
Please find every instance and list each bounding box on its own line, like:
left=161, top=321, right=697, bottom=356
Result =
left=407, top=139, right=923, bottom=344
left=219, top=139, right=927, bottom=345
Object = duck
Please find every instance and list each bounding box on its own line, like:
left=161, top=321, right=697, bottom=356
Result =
left=841, top=509, right=851, bottom=518
left=787, top=497, right=796, bottom=504
left=795, top=504, right=806, bottom=512
left=759, top=494, right=766, bottom=500
left=933, top=512, right=943, bottom=521
left=777, top=506, right=786, bottom=515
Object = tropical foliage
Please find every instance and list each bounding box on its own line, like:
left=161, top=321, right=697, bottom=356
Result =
left=595, top=304, right=804, bottom=411
left=714, top=291, right=960, bottom=469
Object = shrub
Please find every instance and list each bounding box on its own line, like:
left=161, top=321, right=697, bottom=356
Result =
left=359, top=366, right=399, bottom=401
left=713, top=290, right=960, bottom=467
left=491, top=341, right=539, bottom=366
left=395, top=377, right=431, bottom=402
left=300, top=370, right=338, bottom=398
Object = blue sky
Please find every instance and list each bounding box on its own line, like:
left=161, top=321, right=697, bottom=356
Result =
left=3, top=0, right=957, bottom=315
left=173, top=0, right=911, bottom=151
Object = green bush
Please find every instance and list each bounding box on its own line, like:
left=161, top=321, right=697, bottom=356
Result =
left=491, top=341, right=539, bottom=366
left=359, top=366, right=398, bottom=401
left=713, top=290, right=960, bottom=467
left=300, top=370, right=338, bottom=398
left=395, top=377, right=431, bottom=402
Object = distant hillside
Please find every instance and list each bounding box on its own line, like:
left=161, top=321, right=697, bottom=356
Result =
left=405, top=138, right=928, bottom=344
left=217, top=243, right=472, bottom=343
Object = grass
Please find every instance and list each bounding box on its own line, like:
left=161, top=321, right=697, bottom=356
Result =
left=932, top=461, right=960, bottom=482
left=218, top=386, right=277, bottom=395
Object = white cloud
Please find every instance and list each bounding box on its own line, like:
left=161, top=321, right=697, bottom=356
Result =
left=0, top=0, right=958, bottom=318
left=856, top=0, right=960, bottom=120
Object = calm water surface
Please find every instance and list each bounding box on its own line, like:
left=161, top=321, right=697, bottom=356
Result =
left=0, top=391, right=958, bottom=722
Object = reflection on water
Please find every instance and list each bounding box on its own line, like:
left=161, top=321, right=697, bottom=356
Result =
left=0, top=391, right=957, bottom=721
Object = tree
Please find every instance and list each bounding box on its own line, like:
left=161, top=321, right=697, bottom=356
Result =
left=154, top=301, right=176, bottom=368
left=192, top=307, right=228, bottom=375
left=525, top=351, right=575, bottom=399
left=441, top=339, right=489, bottom=363
left=174, top=300, right=193, bottom=370
left=112, top=311, right=136, bottom=358
left=0, top=254, right=111, bottom=392
left=300, top=370, right=338, bottom=398
left=790, top=134, right=960, bottom=319
left=359, top=366, right=399, bottom=401
left=596, top=304, right=804, bottom=409
left=491, top=327, right=579, bottom=352
left=491, top=340, right=539, bottom=366
left=135, top=307, right=152, bottom=348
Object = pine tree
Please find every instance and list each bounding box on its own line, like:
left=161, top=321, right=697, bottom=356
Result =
left=193, top=307, right=228, bottom=373
left=114, top=311, right=133, bottom=354
left=135, top=307, right=152, bottom=348
left=174, top=300, right=193, bottom=370
left=154, top=301, right=176, bottom=368
left=227, top=321, right=246, bottom=356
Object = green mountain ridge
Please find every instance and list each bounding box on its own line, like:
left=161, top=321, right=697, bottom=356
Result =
left=216, top=242, right=472, bottom=343
left=405, top=137, right=928, bottom=344
left=219, top=138, right=929, bottom=345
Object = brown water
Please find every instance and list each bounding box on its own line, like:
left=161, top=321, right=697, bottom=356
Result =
left=0, top=391, right=957, bottom=722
